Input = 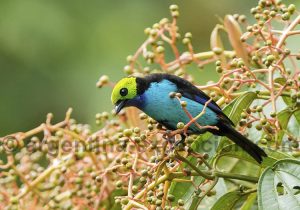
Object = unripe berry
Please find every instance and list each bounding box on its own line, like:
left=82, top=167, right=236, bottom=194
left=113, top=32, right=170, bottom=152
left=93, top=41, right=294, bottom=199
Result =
left=181, top=101, right=187, bottom=107
left=216, top=66, right=223, bottom=73
left=167, top=194, right=175, bottom=201
left=116, top=180, right=123, bottom=188
left=270, top=112, right=276, bottom=118
left=121, top=198, right=129, bottom=205
left=256, top=124, right=263, bottom=130
left=291, top=141, right=299, bottom=148
left=288, top=4, right=296, bottom=14
left=213, top=47, right=223, bottom=55
left=215, top=60, right=221, bottom=66
left=185, top=32, right=192, bottom=38
left=177, top=122, right=185, bottom=129
left=266, top=55, right=275, bottom=62
left=282, top=13, right=290, bottom=21
left=169, top=4, right=179, bottom=11
left=156, top=46, right=165, bottom=53
left=260, top=138, right=267, bottom=144
left=178, top=199, right=184, bottom=206
left=182, top=38, right=190, bottom=45
left=123, top=129, right=133, bottom=137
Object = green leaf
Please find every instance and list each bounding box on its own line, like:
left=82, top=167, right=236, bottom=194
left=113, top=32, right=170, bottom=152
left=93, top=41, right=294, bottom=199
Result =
left=295, top=109, right=300, bottom=125
left=188, top=178, right=228, bottom=210
left=274, top=78, right=293, bottom=106
left=277, top=108, right=296, bottom=144
left=265, top=149, right=292, bottom=160
left=226, top=92, right=257, bottom=125
left=258, top=159, right=300, bottom=210
left=218, top=92, right=257, bottom=151
left=99, top=188, right=126, bottom=210
left=214, top=144, right=258, bottom=165
left=214, top=143, right=292, bottom=169
left=241, top=193, right=257, bottom=210
left=274, top=78, right=300, bottom=125
left=211, top=191, right=248, bottom=210
left=277, top=106, right=300, bottom=143
left=261, top=150, right=293, bottom=168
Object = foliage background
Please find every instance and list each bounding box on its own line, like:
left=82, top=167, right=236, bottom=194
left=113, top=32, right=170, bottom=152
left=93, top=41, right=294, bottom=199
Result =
left=0, top=0, right=262, bottom=136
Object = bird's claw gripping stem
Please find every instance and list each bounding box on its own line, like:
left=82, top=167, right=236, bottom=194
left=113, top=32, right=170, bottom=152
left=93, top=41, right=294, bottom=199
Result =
left=163, top=131, right=186, bottom=152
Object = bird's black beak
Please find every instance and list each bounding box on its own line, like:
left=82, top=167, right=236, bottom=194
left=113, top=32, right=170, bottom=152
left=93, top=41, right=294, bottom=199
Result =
left=115, top=100, right=127, bottom=114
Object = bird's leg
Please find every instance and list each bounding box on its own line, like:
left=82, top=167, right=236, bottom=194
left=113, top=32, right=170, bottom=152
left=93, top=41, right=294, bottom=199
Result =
left=163, top=131, right=187, bottom=152
left=162, top=130, right=176, bottom=144
left=173, top=134, right=186, bottom=147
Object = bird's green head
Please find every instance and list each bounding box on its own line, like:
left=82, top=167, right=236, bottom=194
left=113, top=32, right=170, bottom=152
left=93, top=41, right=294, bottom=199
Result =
left=111, top=77, right=138, bottom=113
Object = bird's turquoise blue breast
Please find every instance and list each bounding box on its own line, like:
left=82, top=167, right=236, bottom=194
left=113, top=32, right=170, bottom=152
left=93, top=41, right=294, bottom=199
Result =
left=141, top=79, right=218, bottom=132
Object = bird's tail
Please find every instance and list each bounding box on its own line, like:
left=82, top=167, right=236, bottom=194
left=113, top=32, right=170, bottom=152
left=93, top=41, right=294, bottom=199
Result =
left=220, top=123, right=267, bottom=163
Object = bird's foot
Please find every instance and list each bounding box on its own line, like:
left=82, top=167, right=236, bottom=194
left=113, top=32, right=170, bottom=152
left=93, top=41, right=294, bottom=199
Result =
left=162, top=131, right=175, bottom=144
left=163, top=131, right=188, bottom=155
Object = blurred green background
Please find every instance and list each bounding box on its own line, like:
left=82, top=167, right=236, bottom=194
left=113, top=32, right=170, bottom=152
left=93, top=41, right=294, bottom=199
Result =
left=0, top=0, right=260, bottom=136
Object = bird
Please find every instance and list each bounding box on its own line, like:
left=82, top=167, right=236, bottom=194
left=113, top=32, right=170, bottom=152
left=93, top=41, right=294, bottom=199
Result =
left=111, top=73, right=267, bottom=163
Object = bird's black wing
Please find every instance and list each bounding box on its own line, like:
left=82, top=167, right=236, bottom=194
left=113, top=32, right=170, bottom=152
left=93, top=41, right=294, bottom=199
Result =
left=163, top=74, right=234, bottom=126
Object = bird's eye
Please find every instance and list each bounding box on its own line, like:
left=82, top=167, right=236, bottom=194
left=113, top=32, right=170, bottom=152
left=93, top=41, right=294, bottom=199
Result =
left=120, top=88, right=128, bottom=96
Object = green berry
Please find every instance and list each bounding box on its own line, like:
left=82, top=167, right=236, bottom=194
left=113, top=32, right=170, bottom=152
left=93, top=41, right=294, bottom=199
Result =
left=156, top=46, right=165, bottom=53
left=216, top=66, right=223, bottom=73
left=181, top=101, right=187, bottom=107
left=140, top=177, right=147, bottom=184
left=288, top=4, right=296, bottom=13
left=291, top=141, right=299, bottom=148
left=269, top=11, right=276, bottom=17
left=213, top=47, right=223, bottom=55
left=123, top=129, right=133, bottom=137
left=141, top=169, right=148, bottom=177
left=257, top=106, right=263, bottom=112
left=239, top=120, right=247, bottom=126
left=167, top=194, right=175, bottom=201
left=121, top=158, right=129, bottom=165
left=126, top=162, right=133, bottom=169
left=169, top=4, right=178, bottom=11
left=176, top=93, right=182, bottom=98
left=169, top=92, right=176, bottom=98
left=177, top=122, right=185, bottom=129
left=171, top=11, right=179, bottom=18
left=252, top=55, right=259, bottom=62
left=95, top=176, right=102, bottom=183
left=215, top=60, right=221, bottom=66
left=260, top=138, right=267, bottom=144
left=182, top=38, right=190, bottom=44
left=178, top=199, right=184, bottom=206
left=270, top=112, right=276, bottom=118
left=116, top=181, right=123, bottom=188
left=203, top=153, right=209, bottom=159
left=256, top=124, right=263, bottom=130
left=10, top=197, right=18, bottom=204
left=134, top=137, right=141, bottom=143
left=282, top=13, right=290, bottom=21
left=121, top=198, right=129, bottom=205
left=185, top=32, right=192, bottom=38
left=260, top=118, right=267, bottom=125
left=266, top=55, right=275, bottom=62
left=155, top=199, right=162, bottom=206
